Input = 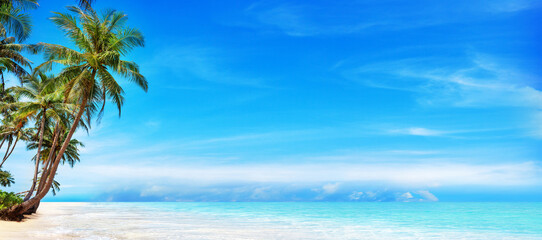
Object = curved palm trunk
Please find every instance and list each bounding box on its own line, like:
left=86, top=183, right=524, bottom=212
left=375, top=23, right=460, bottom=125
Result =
left=24, top=112, right=46, bottom=201
left=28, top=125, right=62, bottom=214
left=1, top=89, right=91, bottom=221
left=0, top=140, right=12, bottom=168
left=0, top=136, right=18, bottom=168
left=26, top=158, right=53, bottom=214
left=0, top=138, right=5, bottom=150
left=36, top=123, right=62, bottom=196
left=3, top=137, right=19, bottom=163
left=36, top=148, right=55, bottom=194
left=0, top=71, right=4, bottom=95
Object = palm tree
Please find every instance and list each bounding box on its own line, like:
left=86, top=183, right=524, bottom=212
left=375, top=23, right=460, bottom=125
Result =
left=0, top=1, right=38, bottom=95
left=1, top=5, right=147, bottom=219
left=9, top=71, right=73, bottom=200
left=0, top=87, right=26, bottom=169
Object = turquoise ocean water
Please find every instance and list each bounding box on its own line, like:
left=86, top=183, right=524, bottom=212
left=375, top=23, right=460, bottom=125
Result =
left=5, top=202, right=542, bottom=239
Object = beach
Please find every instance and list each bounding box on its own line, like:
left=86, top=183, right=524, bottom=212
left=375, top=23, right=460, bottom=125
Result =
left=0, top=0, right=540, bottom=238
left=1, top=202, right=541, bottom=239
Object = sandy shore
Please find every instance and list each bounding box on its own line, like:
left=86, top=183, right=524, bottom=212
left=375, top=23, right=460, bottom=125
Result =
left=1, top=202, right=340, bottom=240
left=0, top=203, right=87, bottom=239
left=0, top=202, right=398, bottom=240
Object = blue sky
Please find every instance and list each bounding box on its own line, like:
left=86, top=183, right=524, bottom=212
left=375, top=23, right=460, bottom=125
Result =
left=3, top=0, right=542, bottom=202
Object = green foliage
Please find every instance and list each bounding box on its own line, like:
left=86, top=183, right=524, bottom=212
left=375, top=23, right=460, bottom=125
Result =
left=0, top=169, right=14, bottom=187
left=28, top=128, right=84, bottom=167
left=77, top=0, right=94, bottom=10
left=38, top=5, right=147, bottom=121
left=0, top=0, right=38, bottom=42
left=0, top=190, right=22, bottom=210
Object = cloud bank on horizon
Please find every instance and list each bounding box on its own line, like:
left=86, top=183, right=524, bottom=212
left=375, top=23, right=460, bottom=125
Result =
left=3, top=0, right=542, bottom=202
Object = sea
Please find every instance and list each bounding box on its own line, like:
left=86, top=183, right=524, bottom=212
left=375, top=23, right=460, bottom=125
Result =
left=1, top=202, right=541, bottom=239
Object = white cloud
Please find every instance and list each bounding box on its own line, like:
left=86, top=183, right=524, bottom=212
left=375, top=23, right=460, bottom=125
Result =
left=401, top=192, right=414, bottom=199
left=407, top=127, right=442, bottom=136
left=321, top=182, right=340, bottom=194
left=416, top=190, right=439, bottom=202
left=390, top=127, right=445, bottom=136
left=387, top=150, right=440, bottom=155
left=62, top=161, right=541, bottom=188
left=349, top=191, right=364, bottom=200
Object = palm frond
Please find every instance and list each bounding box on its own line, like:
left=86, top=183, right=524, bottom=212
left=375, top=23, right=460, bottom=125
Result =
left=0, top=4, right=32, bottom=41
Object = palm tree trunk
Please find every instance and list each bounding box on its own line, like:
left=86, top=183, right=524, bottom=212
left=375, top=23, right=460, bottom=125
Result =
left=36, top=124, right=61, bottom=196
left=0, top=71, right=4, bottom=95
left=0, top=136, right=18, bottom=168
left=0, top=140, right=12, bottom=168
left=27, top=148, right=56, bottom=215
left=24, top=111, right=46, bottom=201
left=3, top=137, right=19, bottom=161
left=29, top=124, right=63, bottom=215
left=0, top=138, right=5, bottom=150
left=36, top=149, right=55, bottom=195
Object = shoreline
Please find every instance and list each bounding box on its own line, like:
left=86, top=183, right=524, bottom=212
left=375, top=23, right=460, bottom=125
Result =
left=1, top=202, right=541, bottom=240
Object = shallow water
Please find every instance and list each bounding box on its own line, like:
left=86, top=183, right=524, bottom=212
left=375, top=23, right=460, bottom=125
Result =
left=1, top=202, right=541, bottom=239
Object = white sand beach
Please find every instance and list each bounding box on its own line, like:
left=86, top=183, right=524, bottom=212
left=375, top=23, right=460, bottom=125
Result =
left=1, top=202, right=359, bottom=240
left=0, top=203, right=89, bottom=239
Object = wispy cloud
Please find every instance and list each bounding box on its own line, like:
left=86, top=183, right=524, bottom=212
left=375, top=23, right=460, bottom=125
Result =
left=338, top=53, right=542, bottom=137
left=415, top=190, right=439, bottom=202
left=385, top=126, right=509, bottom=137
left=145, top=46, right=268, bottom=88
left=240, top=2, right=380, bottom=37
left=343, top=54, right=542, bottom=107
left=63, top=161, right=541, bottom=187
left=177, top=128, right=342, bottom=149
left=389, top=127, right=446, bottom=136
left=48, top=161, right=540, bottom=201
left=233, top=0, right=537, bottom=37
left=321, top=182, right=340, bottom=194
